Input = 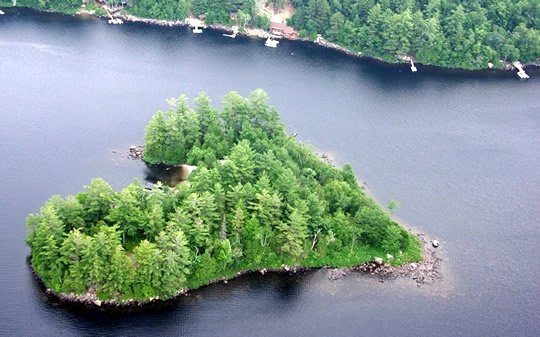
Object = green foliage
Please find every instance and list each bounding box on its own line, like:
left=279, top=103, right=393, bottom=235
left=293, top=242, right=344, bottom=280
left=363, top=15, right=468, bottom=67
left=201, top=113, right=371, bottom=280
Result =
left=17, top=0, right=538, bottom=70
left=290, top=0, right=539, bottom=69
left=27, top=90, right=421, bottom=302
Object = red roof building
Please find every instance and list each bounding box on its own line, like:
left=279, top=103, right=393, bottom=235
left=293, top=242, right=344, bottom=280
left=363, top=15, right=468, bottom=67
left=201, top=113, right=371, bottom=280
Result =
left=269, top=22, right=298, bottom=39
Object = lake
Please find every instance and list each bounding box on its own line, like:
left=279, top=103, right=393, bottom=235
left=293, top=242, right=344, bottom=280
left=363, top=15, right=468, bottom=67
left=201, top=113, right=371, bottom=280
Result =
left=0, top=8, right=538, bottom=337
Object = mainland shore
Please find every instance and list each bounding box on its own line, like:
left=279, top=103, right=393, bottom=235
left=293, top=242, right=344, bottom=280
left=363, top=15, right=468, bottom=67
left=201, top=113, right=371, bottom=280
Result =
left=1, top=6, right=537, bottom=75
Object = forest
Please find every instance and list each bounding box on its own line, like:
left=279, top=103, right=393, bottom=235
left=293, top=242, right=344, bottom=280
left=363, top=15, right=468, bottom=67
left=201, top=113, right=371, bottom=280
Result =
left=11, top=0, right=539, bottom=70
left=288, top=0, right=539, bottom=69
left=26, top=90, right=421, bottom=302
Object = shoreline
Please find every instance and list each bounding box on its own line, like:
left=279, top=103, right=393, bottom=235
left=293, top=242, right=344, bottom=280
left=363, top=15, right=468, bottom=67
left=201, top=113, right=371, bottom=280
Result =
left=2, top=6, right=537, bottom=75
left=30, top=229, right=441, bottom=310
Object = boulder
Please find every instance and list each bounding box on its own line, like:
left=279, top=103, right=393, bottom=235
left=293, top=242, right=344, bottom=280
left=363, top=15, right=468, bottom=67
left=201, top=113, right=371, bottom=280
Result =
left=432, top=240, right=440, bottom=248
left=386, top=254, right=394, bottom=260
left=374, top=257, right=383, bottom=265
left=328, top=269, right=346, bottom=281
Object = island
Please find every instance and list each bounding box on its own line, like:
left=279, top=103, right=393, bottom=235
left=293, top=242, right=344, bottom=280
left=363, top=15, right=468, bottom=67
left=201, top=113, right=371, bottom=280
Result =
left=2, top=1, right=538, bottom=72
left=26, top=90, right=423, bottom=305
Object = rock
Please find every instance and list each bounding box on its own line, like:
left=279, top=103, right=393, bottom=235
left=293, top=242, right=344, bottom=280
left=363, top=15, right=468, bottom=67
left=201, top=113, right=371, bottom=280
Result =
left=328, top=268, right=346, bottom=281
left=94, top=299, right=102, bottom=307
left=374, top=257, right=383, bottom=265
left=128, top=145, right=144, bottom=160
left=432, top=240, right=440, bottom=248
left=410, top=263, right=417, bottom=269
left=386, top=254, right=394, bottom=260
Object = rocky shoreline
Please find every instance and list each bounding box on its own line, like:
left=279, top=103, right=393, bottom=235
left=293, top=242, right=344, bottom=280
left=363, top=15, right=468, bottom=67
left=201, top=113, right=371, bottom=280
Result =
left=30, top=230, right=441, bottom=310
left=328, top=232, right=442, bottom=286
left=106, top=13, right=537, bottom=74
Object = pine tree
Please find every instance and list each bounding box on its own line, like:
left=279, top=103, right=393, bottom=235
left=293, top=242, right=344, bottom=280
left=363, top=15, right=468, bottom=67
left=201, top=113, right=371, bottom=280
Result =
left=277, top=208, right=308, bottom=263
left=60, top=229, right=91, bottom=293
left=133, top=240, right=162, bottom=299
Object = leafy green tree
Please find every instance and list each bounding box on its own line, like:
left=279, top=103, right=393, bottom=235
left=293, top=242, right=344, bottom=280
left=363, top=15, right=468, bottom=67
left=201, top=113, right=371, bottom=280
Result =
left=355, top=207, right=391, bottom=245
left=215, top=238, right=233, bottom=270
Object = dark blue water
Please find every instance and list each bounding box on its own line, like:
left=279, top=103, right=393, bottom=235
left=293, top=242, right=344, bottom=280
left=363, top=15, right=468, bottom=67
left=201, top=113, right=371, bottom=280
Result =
left=0, top=8, right=539, bottom=337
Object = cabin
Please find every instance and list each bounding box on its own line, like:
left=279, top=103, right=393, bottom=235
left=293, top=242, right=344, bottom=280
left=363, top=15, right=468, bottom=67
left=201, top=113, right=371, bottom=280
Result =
left=269, top=22, right=298, bottom=39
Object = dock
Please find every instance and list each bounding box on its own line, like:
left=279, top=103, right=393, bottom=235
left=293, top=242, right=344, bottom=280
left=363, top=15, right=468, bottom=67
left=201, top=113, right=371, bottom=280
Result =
left=513, top=61, right=529, bottom=79
left=186, top=18, right=206, bottom=33
left=410, top=59, right=417, bottom=72
left=105, top=8, right=123, bottom=25
left=223, top=25, right=239, bottom=38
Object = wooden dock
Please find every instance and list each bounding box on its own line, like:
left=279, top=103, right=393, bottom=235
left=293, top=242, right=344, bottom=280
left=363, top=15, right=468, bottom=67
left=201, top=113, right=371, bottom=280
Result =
left=223, top=26, right=239, bottom=38
left=513, top=61, right=529, bottom=79
left=105, top=7, right=123, bottom=25
left=410, top=59, right=417, bottom=72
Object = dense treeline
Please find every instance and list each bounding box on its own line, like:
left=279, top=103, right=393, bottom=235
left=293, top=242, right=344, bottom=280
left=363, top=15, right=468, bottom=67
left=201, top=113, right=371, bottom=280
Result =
left=27, top=90, right=421, bottom=302
left=14, top=1, right=538, bottom=69
left=289, top=0, right=539, bottom=69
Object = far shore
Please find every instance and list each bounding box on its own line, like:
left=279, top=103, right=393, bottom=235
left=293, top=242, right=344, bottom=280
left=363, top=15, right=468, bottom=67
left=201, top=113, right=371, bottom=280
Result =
left=1, top=6, right=537, bottom=76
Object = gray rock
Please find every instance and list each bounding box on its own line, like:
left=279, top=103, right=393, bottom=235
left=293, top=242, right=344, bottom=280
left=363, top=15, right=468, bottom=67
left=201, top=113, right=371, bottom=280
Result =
left=328, top=269, right=346, bottom=281
left=374, top=257, right=383, bottom=265
left=432, top=240, right=440, bottom=248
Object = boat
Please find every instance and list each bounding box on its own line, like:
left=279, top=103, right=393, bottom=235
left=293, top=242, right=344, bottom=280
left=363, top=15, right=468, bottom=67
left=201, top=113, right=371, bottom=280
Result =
left=193, top=26, right=203, bottom=34
left=265, top=37, right=279, bottom=48
left=0, top=10, right=5, bottom=15
left=108, top=18, right=123, bottom=25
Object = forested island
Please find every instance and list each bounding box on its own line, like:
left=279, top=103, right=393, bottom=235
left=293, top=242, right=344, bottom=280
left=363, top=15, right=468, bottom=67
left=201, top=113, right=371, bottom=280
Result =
left=3, top=0, right=538, bottom=71
left=26, top=90, right=422, bottom=304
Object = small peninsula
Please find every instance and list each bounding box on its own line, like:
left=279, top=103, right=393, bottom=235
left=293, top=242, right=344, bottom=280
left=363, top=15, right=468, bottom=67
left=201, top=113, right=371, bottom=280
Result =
left=26, top=90, right=422, bottom=305
left=3, top=0, right=538, bottom=72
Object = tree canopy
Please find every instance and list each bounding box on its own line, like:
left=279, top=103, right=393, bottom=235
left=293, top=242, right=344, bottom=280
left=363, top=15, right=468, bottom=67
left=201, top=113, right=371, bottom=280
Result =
left=16, top=0, right=539, bottom=70
left=27, top=90, right=421, bottom=302
left=290, top=0, right=539, bottom=69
